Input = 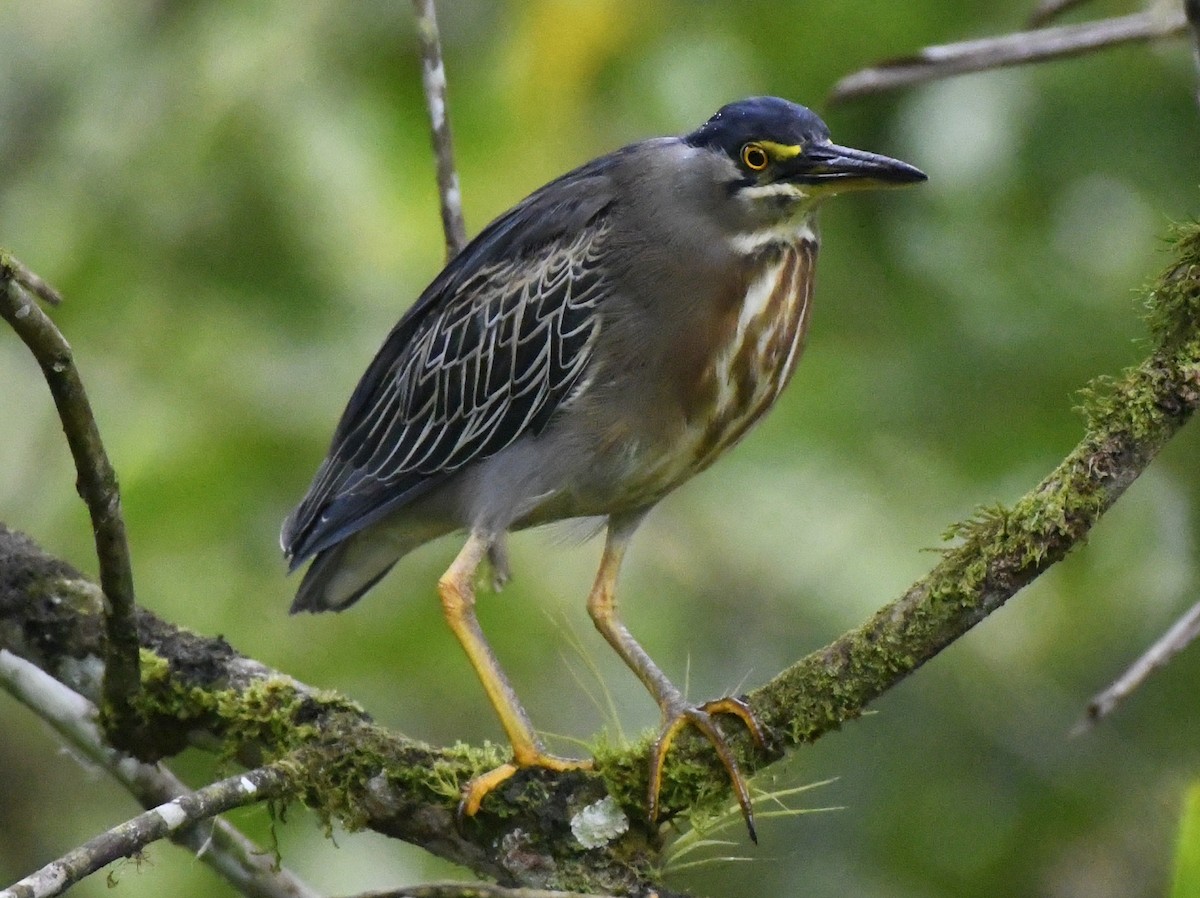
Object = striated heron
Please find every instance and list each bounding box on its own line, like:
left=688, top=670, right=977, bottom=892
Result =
left=282, top=96, right=925, bottom=840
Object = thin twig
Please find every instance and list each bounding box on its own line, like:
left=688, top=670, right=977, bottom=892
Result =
left=0, top=255, right=140, bottom=727
left=829, top=8, right=1189, bottom=104
left=1077, top=599, right=1200, bottom=731
left=0, top=764, right=290, bottom=898
left=0, top=251, right=63, bottom=305
left=346, top=884, right=614, bottom=898
left=411, top=0, right=468, bottom=260
left=0, top=650, right=319, bottom=898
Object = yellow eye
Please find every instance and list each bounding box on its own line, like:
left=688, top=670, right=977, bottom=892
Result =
left=740, top=143, right=769, bottom=171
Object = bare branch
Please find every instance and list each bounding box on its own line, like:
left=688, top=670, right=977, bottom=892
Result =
left=829, top=8, right=1188, bottom=104
left=346, top=883, right=616, bottom=898
left=0, top=254, right=140, bottom=730
left=0, top=650, right=319, bottom=898
left=0, top=252, right=63, bottom=306
left=0, top=764, right=290, bottom=898
left=1077, top=599, right=1200, bottom=729
left=411, top=0, right=468, bottom=260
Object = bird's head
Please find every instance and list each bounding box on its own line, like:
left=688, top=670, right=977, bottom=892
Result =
left=683, top=96, right=926, bottom=245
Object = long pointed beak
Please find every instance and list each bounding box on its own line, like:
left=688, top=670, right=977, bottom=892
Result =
left=784, top=142, right=926, bottom=190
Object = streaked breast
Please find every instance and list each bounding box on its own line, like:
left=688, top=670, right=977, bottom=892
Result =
left=694, top=237, right=817, bottom=467
left=618, top=235, right=818, bottom=502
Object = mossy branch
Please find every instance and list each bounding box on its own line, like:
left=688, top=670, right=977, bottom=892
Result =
left=0, top=525, right=671, bottom=897
left=595, top=222, right=1200, bottom=822
left=1, top=223, right=1197, bottom=896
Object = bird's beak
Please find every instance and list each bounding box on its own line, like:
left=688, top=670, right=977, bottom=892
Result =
left=781, top=142, right=926, bottom=193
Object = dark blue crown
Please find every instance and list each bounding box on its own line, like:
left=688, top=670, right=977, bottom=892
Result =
left=685, top=97, right=830, bottom=156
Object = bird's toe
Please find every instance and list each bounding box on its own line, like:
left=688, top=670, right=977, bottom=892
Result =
left=647, top=697, right=768, bottom=843
left=458, top=751, right=594, bottom=818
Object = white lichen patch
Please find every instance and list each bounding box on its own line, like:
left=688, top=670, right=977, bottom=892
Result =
left=570, top=796, right=629, bottom=849
left=155, top=799, right=188, bottom=830
left=58, top=653, right=105, bottom=694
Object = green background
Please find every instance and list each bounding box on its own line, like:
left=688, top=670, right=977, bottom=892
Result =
left=3, top=2, right=1200, bottom=896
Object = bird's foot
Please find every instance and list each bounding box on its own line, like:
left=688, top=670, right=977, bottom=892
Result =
left=647, top=695, right=769, bottom=843
left=460, top=750, right=594, bottom=817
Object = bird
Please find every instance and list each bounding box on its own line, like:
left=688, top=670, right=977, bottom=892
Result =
left=282, top=96, right=925, bottom=840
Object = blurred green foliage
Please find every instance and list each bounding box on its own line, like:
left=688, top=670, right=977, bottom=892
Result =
left=1173, top=783, right=1200, bottom=898
left=2, top=2, right=1200, bottom=897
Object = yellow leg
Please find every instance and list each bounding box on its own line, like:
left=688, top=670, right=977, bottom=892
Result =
left=439, top=531, right=591, bottom=816
left=586, top=514, right=769, bottom=842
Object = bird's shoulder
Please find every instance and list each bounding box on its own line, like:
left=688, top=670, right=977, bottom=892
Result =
left=332, top=149, right=631, bottom=436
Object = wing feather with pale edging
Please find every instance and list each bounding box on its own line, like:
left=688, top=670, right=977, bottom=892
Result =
left=282, top=159, right=620, bottom=566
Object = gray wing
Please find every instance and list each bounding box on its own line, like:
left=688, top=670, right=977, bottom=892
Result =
left=281, top=215, right=612, bottom=566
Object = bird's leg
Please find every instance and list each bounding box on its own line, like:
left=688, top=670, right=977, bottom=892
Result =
left=438, top=530, right=591, bottom=816
left=586, top=514, right=769, bottom=842
left=486, top=533, right=511, bottom=592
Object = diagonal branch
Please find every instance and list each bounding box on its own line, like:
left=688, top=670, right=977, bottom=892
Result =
left=603, top=223, right=1200, bottom=820
left=0, top=763, right=291, bottom=898
left=1079, top=597, right=1200, bottom=728
left=0, top=649, right=319, bottom=898
left=344, top=885, right=614, bottom=898
left=828, top=8, right=1189, bottom=104
left=0, top=252, right=63, bottom=306
left=0, top=254, right=140, bottom=735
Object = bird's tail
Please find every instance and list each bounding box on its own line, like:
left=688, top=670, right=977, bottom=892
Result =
left=290, top=530, right=402, bottom=614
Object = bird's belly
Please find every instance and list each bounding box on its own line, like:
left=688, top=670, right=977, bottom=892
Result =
left=598, top=240, right=817, bottom=509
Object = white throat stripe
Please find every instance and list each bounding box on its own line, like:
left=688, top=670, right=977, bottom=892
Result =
left=728, top=223, right=817, bottom=254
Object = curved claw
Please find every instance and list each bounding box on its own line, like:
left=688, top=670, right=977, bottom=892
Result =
left=459, top=762, right=520, bottom=818
left=647, top=698, right=768, bottom=843
left=700, top=696, right=770, bottom=751
left=459, top=754, right=594, bottom=819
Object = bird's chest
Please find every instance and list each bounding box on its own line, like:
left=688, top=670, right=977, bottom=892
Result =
left=697, top=240, right=816, bottom=447
left=616, top=238, right=817, bottom=502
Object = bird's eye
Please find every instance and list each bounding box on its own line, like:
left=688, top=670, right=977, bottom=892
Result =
left=740, top=143, right=769, bottom=171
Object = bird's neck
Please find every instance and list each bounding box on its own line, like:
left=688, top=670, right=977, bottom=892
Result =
left=726, top=215, right=820, bottom=256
